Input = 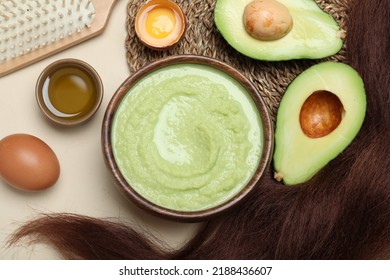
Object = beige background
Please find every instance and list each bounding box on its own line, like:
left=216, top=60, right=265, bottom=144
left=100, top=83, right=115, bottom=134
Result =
left=0, top=0, right=198, bottom=259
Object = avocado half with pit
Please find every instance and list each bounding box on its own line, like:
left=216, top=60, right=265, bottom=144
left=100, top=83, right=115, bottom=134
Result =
left=273, top=62, right=366, bottom=185
left=214, top=0, right=343, bottom=60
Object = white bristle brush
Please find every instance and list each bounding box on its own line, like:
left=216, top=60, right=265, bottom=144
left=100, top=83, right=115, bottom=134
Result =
left=0, top=0, right=117, bottom=77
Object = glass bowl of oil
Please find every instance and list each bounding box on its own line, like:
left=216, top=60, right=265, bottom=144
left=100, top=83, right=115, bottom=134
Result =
left=36, top=58, right=104, bottom=126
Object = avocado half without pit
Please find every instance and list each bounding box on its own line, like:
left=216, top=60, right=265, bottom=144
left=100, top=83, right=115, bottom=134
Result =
left=273, top=62, right=366, bottom=185
left=214, top=0, right=344, bottom=60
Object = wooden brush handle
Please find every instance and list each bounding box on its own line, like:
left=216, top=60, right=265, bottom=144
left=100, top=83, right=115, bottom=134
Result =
left=0, top=0, right=118, bottom=78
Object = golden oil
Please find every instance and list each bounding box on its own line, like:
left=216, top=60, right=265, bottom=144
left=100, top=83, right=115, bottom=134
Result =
left=42, top=67, right=97, bottom=120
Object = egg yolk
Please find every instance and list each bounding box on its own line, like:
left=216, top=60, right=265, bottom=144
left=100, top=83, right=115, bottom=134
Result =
left=145, top=7, right=176, bottom=39
left=136, top=2, right=185, bottom=49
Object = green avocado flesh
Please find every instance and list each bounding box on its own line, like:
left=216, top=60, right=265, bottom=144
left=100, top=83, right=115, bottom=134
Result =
left=214, top=0, right=343, bottom=60
left=273, top=62, right=366, bottom=185
left=112, top=64, right=263, bottom=211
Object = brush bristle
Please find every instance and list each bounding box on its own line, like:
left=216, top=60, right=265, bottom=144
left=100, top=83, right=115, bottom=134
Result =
left=0, top=0, right=96, bottom=63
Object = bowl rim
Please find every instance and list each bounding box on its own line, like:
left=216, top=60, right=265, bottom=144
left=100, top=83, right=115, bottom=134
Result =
left=135, top=0, right=187, bottom=51
left=102, top=54, right=273, bottom=222
left=35, top=58, right=104, bottom=126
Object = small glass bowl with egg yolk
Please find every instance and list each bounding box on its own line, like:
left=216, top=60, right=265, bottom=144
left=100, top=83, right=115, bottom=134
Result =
left=135, top=0, right=186, bottom=50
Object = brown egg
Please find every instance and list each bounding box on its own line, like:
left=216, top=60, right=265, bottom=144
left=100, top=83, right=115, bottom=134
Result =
left=0, top=134, right=60, bottom=191
left=243, top=0, right=293, bottom=41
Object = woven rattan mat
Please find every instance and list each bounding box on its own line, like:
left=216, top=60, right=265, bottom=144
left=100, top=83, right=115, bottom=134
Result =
left=125, top=0, right=350, bottom=120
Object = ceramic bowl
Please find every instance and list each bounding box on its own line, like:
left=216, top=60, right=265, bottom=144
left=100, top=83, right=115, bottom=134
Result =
left=102, top=55, right=273, bottom=222
left=135, top=0, right=186, bottom=51
left=36, top=58, right=103, bottom=126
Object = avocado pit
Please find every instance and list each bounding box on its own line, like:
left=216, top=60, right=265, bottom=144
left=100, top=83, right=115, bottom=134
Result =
left=299, top=90, right=344, bottom=138
left=243, top=0, right=293, bottom=41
